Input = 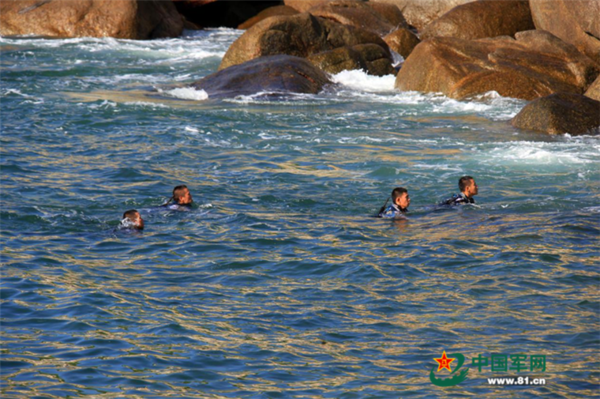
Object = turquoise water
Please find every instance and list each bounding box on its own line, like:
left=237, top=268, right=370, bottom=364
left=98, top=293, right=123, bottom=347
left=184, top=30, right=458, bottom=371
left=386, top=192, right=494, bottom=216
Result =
left=1, top=29, right=599, bottom=398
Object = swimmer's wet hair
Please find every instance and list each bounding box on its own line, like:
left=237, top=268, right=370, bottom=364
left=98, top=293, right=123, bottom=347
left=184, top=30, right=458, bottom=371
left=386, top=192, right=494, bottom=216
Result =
left=459, top=176, right=474, bottom=192
left=172, top=185, right=189, bottom=202
left=391, top=187, right=408, bottom=202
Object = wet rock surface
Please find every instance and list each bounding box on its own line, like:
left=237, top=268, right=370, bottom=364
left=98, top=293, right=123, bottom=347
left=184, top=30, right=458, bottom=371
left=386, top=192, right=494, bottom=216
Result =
left=511, top=92, right=600, bottom=135
left=193, top=55, right=331, bottom=98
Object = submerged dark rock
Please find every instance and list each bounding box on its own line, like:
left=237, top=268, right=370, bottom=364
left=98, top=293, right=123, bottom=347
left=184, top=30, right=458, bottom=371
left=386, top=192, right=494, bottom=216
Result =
left=192, top=55, right=331, bottom=98
left=511, top=92, right=600, bottom=135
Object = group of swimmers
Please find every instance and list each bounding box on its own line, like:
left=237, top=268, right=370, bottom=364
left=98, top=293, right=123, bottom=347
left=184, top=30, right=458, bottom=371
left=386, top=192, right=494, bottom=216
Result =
left=120, top=177, right=478, bottom=230
left=378, top=175, right=478, bottom=218
left=120, top=185, right=193, bottom=230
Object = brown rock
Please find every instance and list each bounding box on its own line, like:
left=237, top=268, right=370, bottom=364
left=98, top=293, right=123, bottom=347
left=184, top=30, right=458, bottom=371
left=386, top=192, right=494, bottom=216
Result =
left=285, top=0, right=335, bottom=13
left=511, top=92, right=600, bottom=135
left=308, top=0, right=396, bottom=36
left=368, top=2, right=408, bottom=28
left=193, top=55, right=331, bottom=98
left=367, top=0, right=477, bottom=31
left=421, top=0, right=534, bottom=41
left=584, top=76, right=600, bottom=101
left=530, top=0, right=600, bottom=65
left=307, top=44, right=395, bottom=76
left=395, top=30, right=600, bottom=100
left=238, top=6, right=299, bottom=29
left=0, top=0, right=183, bottom=39
left=384, top=27, right=420, bottom=59
left=219, top=12, right=390, bottom=71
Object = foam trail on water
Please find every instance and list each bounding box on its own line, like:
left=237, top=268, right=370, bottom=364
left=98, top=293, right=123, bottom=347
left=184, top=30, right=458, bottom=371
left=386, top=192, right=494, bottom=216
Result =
left=161, top=88, right=209, bottom=101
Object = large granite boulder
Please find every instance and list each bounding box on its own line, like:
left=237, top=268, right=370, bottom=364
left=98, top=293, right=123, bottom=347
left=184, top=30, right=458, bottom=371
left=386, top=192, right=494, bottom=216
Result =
left=174, top=0, right=281, bottom=28
left=421, top=0, right=534, bottom=41
left=0, top=0, right=183, bottom=39
left=219, top=13, right=391, bottom=71
left=384, top=27, right=420, bottom=59
left=193, top=55, right=331, bottom=98
left=307, top=44, right=396, bottom=76
left=584, top=76, right=600, bottom=101
left=307, top=0, right=399, bottom=36
left=530, top=0, right=600, bottom=65
left=368, top=2, right=408, bottom=28
left=367, top=0, right=477, bottom=31
left=238, top=6, right=299, bottom=29
left=511, top=92, right=600, bottom=135
left=395, top=30, right=600, bottom=100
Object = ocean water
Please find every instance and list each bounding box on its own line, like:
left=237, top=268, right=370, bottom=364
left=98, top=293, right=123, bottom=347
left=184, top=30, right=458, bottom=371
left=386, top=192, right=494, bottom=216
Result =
left=1, top=29, right=599, bottom=398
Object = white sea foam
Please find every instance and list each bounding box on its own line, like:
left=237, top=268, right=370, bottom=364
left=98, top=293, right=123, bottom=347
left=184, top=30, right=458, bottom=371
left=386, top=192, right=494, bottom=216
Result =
left=224, top=91, right=324, bottom=105
left=478, top=140, right=600, bottom=166
left=0, top=28, right=239, bottom=64
left=185, top=126, right=200, bottom=134
left=123, top=101, right=169, bottom=109
left=324, top=80, right=525, bottom=120
left=3, top=89, right=32, bottom=98
left=119, top=218, right=137, bottom=229
left=161, top=88, right=209, bottom=101
left=88, top=100, right=117, bottom=109
left=331, top=70, right=397, bottom=93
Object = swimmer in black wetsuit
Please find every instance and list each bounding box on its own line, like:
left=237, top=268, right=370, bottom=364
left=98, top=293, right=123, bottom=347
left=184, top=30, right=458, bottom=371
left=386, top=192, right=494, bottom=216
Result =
left=441, top=176, right=478, bottom=205
left=378, top=187, right=411, bottom=218
left=120, top=209, right=144, bottom=230
left=162, top=185, right=193, bottom=210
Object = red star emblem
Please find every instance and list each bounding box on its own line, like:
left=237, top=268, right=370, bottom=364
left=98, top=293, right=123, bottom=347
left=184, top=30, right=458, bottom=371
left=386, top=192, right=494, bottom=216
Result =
left=434, top=351, right=455, bottom=372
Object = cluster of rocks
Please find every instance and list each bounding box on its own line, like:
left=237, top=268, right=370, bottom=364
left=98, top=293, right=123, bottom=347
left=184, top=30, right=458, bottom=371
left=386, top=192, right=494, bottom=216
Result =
left=2, top=0, right=598, bottom=135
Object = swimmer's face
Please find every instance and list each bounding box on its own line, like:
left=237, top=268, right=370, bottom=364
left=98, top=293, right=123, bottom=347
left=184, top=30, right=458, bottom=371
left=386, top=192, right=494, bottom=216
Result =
left=395, top=192, right=410, bottom=210
left=467, top=180, right=478, bottom=197
left=176, top=188, right=192, bottom=205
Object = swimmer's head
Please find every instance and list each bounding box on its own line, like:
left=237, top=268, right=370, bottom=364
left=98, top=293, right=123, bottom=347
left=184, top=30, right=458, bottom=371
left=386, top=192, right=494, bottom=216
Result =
left=172, top=185, right=192, bottom=206
left=459, top=176, right=478, bottom=197
left=121, top=209, right=144, bottom=230
left=391, top=187, right=410, bottom=211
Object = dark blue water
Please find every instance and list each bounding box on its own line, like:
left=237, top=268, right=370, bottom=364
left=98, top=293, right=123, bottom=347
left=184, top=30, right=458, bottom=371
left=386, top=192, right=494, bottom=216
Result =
left=1, top=29, right=599, bottom=398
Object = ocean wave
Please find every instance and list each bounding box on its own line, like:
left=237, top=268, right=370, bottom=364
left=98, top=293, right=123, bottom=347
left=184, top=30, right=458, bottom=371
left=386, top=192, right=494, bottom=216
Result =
left=330, top=70, right=397, bottom=93
left=123, top=101, right=170, bottom=109
left=477, top=140, right=600, bottom=166
left=324, top=79, right=524, bottom=119
left=0, top=28, right=238, bottom=63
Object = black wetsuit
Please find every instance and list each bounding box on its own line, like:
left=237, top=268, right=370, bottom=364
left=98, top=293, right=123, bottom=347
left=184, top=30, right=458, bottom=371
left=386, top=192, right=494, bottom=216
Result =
left=441, top=193, right=475, bottom=205
left=162, top=203, right=192, bottom=211
left=379, top=203, right=407, bottom=218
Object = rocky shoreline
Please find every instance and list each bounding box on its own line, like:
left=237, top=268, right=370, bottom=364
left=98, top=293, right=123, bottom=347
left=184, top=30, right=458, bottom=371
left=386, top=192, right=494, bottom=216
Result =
left=2, top=0, right=599, bottom=135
